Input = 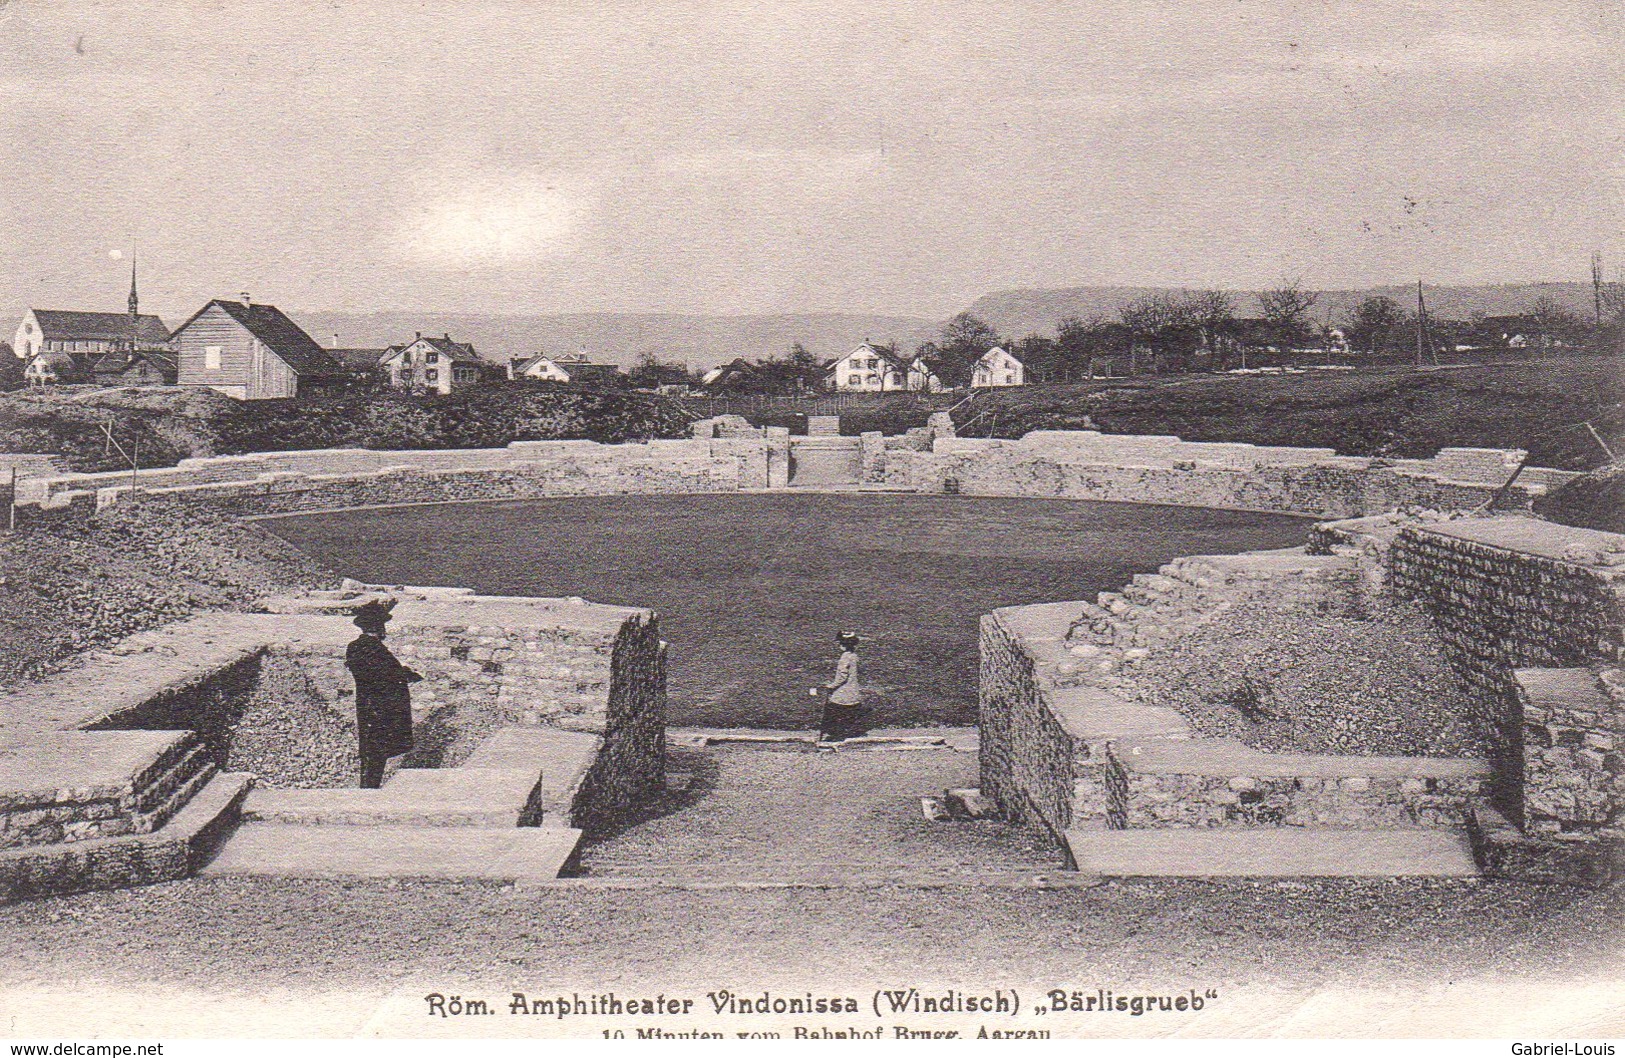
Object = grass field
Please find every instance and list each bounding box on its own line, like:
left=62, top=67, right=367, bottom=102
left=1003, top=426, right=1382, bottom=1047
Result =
left=262, top=493, right=1312, bottom=728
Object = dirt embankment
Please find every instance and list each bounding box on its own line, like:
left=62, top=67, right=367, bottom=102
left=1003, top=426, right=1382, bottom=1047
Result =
left=1536, top=464, right=1625, bottom=534
left=0, top=383, right=693, bottom=473
left=958, top=356, right=1625, bottom=472
left=1119, top=599, right=1487, bottom=758
left=0, top=495, right=335, bottom=686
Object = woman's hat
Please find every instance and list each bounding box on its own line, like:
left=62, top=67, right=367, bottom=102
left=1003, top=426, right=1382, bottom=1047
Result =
left=836, top=630, right=862, bottom=647
left=353, top=598, right=396, bottom=629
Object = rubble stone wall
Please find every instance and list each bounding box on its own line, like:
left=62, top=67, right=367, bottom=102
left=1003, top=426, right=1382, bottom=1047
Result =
left=71, top=596, right=667, bottom=807
left=978, top=612, right=1083, bottom=836
left=1389, top=519, right=1625, bottom=826
left=11, top=430, right=1571, bottom=527
left=1110, top=764, right=1491, bottom=829
left=900, top=433, right=1570, bottom=518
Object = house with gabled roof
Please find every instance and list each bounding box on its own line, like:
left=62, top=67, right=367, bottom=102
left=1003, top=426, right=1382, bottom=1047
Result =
left=970, top=345, right=1025, bottom=388
left=380, top=333, right=496, bottom=394
left=699, top=358, right=759, bottom=391
left=13, top=309, right=173, bottom=364
left=22, top=349, right=93, bottom=386
left=92, top=349, right=179, bottom=387
left=171, top=297, right=345, bottom=400
left=329, top=346, right=396, bottom=376
left=828, top=342, right=910, bottom=392
left=509, top=352, right=623, bottom=385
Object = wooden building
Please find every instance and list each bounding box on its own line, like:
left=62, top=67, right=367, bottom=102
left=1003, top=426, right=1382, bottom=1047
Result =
left=171, top=298, right=344, bottom=400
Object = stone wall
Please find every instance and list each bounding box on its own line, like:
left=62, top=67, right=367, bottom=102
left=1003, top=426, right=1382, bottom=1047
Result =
left=55, top=592, right=667, bottom=815
left=896, top=433, right=1572, bottom=517
left=981, top=514, right=1625, bottom=885
left=978, top=608, right=1084, bottom=837
left=12, top=437, right=766, bottom=525
left=981, top=594, right=1494, bottom=845
left=10, top=429, right=1571, bottom=525
left=1387, top=517, right=1625, bottom=822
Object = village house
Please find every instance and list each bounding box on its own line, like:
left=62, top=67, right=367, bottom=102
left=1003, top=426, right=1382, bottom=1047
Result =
left=13, top=308, right=173, bottom=364
left=1476, top=315, right=1540, bottom=349
left=22, top=349, right=92, bottom=386
left=328, top=346, right=397, bottom=382
left=91, top=349, right=179, bottom=387
left=828, top=342, right=911, bottom=392
left=171, top=297, right=344, bottom=400
left=382, top=333, right=495, bottom=394
left=699, top=358, right=759, bottom=391
left=509, top=352, right=623, bottom=385
left=970, top=345, right=1025, bottom=388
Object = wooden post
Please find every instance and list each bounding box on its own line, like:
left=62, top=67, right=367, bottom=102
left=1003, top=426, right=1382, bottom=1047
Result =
left=1584, top=421, right=1619, bottom=464
left=130, top=435, right=139, bottom=489
left=7, top=466, right=15, bottom=532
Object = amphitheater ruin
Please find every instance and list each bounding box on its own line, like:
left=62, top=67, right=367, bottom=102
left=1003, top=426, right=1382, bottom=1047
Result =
left=2, top=414, right=1621, bottom=901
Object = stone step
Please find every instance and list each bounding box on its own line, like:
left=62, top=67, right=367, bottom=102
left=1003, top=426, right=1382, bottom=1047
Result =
left=202, top=823, right=581, bottom=883
left=129, top=741, right=215, bottom=816
left=242, top=766, right=547, bottom=828
left=1065, top=827, right=1481, bottom=878
left=579, top=862, right=1095, bottom=888
left=130, top=755, right=219, bottom=837
left=1, top=731, right=217, bottom=850
left=1, top=772, right=254, bottom=904
left=461, top=727, right=600, bottom=825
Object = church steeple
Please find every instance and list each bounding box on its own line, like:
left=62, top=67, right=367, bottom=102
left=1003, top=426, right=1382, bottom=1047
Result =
left=127, top=249, right=139, bottom=319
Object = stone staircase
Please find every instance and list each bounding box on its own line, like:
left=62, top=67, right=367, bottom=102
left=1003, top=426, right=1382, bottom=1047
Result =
left=203, top=728, right=595, bottom=884
left=0, top=731, right=254, bottom=902
left=1061, top=548, right=1365, bottom=680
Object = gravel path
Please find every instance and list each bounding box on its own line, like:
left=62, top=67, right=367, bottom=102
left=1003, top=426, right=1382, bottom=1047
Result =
left=0, top=876, right=1612, bottom=1029
left=579, top=742, right=1064, bottom=879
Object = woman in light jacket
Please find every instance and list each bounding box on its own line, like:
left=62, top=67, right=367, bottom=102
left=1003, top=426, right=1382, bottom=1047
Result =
left=819, top=631, right=866, bottom=743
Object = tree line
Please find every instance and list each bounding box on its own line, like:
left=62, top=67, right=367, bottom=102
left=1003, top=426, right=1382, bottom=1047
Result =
left=615, top=278, right=1625, bottom=394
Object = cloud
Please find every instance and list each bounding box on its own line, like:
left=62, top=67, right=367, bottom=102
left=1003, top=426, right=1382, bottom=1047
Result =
left=390, top=171, right=598, bottom=268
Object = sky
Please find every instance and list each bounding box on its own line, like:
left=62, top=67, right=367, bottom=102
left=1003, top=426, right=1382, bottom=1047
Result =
left=0, top=0, right=1620, bottom=321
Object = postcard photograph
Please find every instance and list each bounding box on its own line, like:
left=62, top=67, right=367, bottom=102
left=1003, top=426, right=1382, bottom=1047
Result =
left=0, top=0, right=1621, bottom=1044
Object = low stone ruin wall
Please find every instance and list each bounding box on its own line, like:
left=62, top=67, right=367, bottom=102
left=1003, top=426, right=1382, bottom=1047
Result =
left=980, top=513, right=1625, bottom=885
left=15, top=591, right=667, bottom=822
left=1380, top=518, right=1625, bottom=858
left=11, top=436, right=771, bottom=526
left=885, top=432, right=1573, bottom=517
left=980, top=603, right=1492, bottom=846
left=10, top=427, right=1571, bottom=525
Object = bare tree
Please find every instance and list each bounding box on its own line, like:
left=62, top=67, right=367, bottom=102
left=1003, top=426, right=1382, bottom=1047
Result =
left=1259, top=279, right=1321, bottom=347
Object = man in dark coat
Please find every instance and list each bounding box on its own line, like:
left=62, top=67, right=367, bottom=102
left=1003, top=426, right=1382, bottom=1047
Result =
left=345, top=599, right=422, bottom=788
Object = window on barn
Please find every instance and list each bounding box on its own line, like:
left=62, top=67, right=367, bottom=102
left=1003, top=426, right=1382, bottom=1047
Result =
left=425, top=369, right=438, bottom=382
left=848, top=375, right=861, bottom=386
left=205, top=346, right=222, bottom=370
left=427, top=352, right=439, bottom=364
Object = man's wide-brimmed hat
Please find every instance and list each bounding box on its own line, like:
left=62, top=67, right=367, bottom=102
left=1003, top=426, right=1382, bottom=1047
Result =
left=352, top=598, right=397, bottom=629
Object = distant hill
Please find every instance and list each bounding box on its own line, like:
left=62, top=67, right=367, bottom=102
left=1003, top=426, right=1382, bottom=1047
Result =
left=962, top=282, right=1602, bottom=339
left=281, top=311, right=936, bottom=371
